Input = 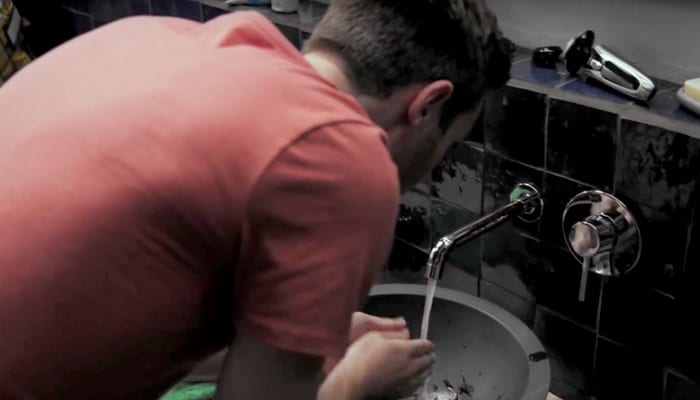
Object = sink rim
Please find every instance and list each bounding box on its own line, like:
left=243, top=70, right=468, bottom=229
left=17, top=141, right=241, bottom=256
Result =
left=368, top=283, right=551, bottom=400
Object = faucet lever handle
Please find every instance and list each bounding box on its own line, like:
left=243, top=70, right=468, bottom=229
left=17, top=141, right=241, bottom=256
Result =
left=579, top=257, right=590, bottom=302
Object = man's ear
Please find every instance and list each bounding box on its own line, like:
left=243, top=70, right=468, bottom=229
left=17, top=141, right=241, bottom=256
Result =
left=407, top=80, right=454, bottom=127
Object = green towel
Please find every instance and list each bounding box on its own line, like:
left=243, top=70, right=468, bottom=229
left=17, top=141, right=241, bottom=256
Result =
left=159, top=383, right=216, bottom=400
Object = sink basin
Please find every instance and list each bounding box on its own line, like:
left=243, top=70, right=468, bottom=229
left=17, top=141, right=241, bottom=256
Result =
left=182, top=283, right=550, bottom=400
left=364, top=284, right=550, bottom=400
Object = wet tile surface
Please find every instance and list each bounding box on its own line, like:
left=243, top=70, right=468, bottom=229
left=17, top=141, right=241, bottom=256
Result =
left=615, top=120, right=700, bottom=215
left=152, top=0, right=202, bottom=20
left=431, top=142, right=484, bottom=214
left=484, top=86, right=547, bottom=167
left=540, top=173, right=594, bottom=249
left=546, top=99, right=618, bottom=189
left=482, top=153, right=544, bottom=237
left=386, top=238, right=428, bottom=274
left=481, top=225, right=538, bottom=301
left=430, top=199, right=481, bottom=278
left=665, top=369, right=700, bottom=400
left=396, top=190, right=431, bottom=250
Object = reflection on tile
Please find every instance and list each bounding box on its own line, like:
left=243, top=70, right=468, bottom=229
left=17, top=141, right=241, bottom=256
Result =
left=665, top=369, right=700, bottom=400
left=386, top=238, right=428, bottom=274
left=510, top=60, right=576, bottom=88
left=546, top=99, right=617, bottom=189
left=396, top=190, right=431, bottom=250
left=533, top=242, right=601, bottom=328
left=481, top=224, right=538, bottom=301
left=431, top=142, right=483, bottom=214
left=480, top=280, right=535, bottom=326
left=615, top=120, right=700, bottom=215
left=533, top=306, right=595, bottom=398
left=275, top=24, right=300, bottom=48
left=483, top=153, right=544, bottom=237
left=484, top=86, right=547, bottom=166
left=560, top=78, right=634, bottom=105
left=540, top=173, right=594, bottom=249
left=594, top=338, right=663, bottom=400
left=201, top=4, right=228, bottom=21
left=430, top=199, right=481, bottom=278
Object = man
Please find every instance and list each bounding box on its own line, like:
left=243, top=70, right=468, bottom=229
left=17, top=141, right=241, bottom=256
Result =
left=0, top=0, right=512, bottom=399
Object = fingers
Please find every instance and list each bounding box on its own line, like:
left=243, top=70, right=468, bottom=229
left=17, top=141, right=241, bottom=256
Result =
left=404, top=339, right=435, bottom=357
left=379, top=327, right=410, bottom=340
left=363, top=314, right=407, bottom=331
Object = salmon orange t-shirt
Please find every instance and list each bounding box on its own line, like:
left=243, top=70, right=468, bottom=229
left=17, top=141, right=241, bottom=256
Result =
left=0, top=11, right=399, bottom=400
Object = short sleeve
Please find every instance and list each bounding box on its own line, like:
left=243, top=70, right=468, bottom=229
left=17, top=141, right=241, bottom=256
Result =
left=234, top=122, right=399, bottom=358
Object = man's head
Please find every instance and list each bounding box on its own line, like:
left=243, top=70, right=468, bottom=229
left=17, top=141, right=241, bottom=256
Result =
left=304, top=0, right=514, bottom=191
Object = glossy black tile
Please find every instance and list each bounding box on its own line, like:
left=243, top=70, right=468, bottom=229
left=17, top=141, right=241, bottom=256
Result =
left=533, top=306, right=595, bottom=399
left=615, top=120, right=700, bottom=215
left=129, top=0, right=151, bottom=14
left=540, top=173, right=594, bottom=249
left=64, top=7, right=94, bottom=35
left=275, top=23, right=300, bottom=48
left=201, top=3, right=227, bottom=21
left=480, top=280, right=536, bottom=326
left=632, top=204, right=691, bottom=295
left=430, top=199, right=481, bottom=278
left=484, top=86, right=547, bottom=166
left=594, top=338, right=663, bottom=400
left=85, top=0, right=130, bottom=25
left=431, top=142, right=483, bottom=215
left=532, top=241, right=602, bottom=328
left=509, top=59, right=576, bottom=88
left=665, top=369, right=700, bottom=400
left=639, top=83, right=700, bottom=125
left=598, top=279, right=676, bottom=355
left=152, top=0, right=201, bottom=20
left=546, top=99, right=618, bottom=189
left=482, top=152, right=544, bottom=237
left=560, top=78, right=634, bottom=105
left=466, top=108, right=484, bottom=145
left=481, top=224, right=538, bottom=301
left=386, top=238, right=428, bottom=274
left=396, top=190, right=431, bottom=250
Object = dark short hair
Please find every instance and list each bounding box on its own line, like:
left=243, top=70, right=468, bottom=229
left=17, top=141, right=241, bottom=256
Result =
left=305, top=0, right=514, bottom=130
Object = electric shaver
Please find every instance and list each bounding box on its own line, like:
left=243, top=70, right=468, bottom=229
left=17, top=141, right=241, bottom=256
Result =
left=564, top=31, right=657, bottom=102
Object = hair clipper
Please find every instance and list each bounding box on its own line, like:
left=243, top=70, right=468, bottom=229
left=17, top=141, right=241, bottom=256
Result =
left=564, top=31, right=656, bottom=102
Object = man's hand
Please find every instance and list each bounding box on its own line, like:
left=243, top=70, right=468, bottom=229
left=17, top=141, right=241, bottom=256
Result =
left=348, top=312, right=409, bottom=343
left=319, top=332, right=436, bottom=400
left=324, top=312, right=409, bottom=374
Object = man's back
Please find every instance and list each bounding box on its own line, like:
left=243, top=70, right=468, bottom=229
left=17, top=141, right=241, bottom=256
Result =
left=0, top=12, right=398, bottom=399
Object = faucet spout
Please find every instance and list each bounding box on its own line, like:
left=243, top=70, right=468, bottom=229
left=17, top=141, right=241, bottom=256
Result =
left=425, top=183, right=543, bottom=280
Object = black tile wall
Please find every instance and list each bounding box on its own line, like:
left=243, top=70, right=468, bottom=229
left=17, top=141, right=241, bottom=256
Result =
left=431, top=142, right=484, bottom=214
left=484, top=86, right=547, bottom=167
left=546, top=99, right=618, bottom=189
left=54, top=3, right=700, bottom=398
left=533, top=306, right=596, bottom=398
left=396, top=189, right=431, bottom=250
left=594, top=338, right=663, bottom=400
left=429, top=199, right=481, bottom=278
left=152, top=0, right=202, bottom=20
left=482, top=152, right=544, bottom=237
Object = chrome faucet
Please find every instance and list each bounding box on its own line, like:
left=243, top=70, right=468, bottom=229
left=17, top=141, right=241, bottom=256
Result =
left=425, top=183, right=544, bottom=280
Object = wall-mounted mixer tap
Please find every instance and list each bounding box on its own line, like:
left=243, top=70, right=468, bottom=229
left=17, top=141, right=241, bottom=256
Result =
left=425, top=183, right=543, bottom=280
left=562, top=191, right=642, bottom=302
